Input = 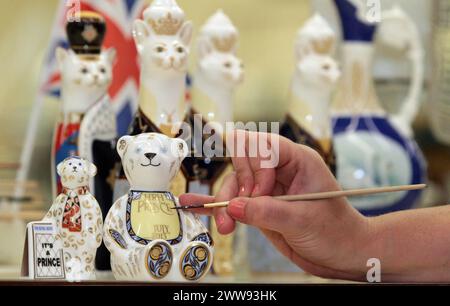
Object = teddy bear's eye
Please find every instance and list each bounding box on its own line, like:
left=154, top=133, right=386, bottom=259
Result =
left=69, top=162, right=72, bottom=166
left=78, top=163, right=82, bottom=166
left=178, top=143, right=184, bottom=151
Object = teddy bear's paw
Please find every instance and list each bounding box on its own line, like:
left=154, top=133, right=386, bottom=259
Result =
left=145, top=241, right=173, bottom=279
left=180, top=242, right=212, bottom=281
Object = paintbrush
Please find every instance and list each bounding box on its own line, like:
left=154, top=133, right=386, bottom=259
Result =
left=172, top=184, right=426, bottom=210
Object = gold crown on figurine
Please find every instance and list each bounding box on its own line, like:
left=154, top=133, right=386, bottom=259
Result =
left=148, top=12, right=183, bottom=35
left=296, top=14, right=336, bottom=56
left=200, top=10, right=239, bottom=53
left=311, top=37, right=335, bottom=54
left=211, top=35, right=237, bottom=53
left=143, top=0, right=186, bottom=36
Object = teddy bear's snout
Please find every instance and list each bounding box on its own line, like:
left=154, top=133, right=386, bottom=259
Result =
left=72, top=165, right=78, bottom=172
left=141, top=152, right=161, bottom=167
left=144, top=152, right=157, bottom=161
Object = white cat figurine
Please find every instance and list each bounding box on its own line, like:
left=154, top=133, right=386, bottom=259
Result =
left=132, top=0, right=192, bottom=132
left=280, top=14, right=340, bottom=173
left=189, top=10, right=244, bottom=276
left=113, top=0, right=194, bottom=200
left=55, top=47, right=117, bottom=170
left=192, top=9, right=244, bottom=130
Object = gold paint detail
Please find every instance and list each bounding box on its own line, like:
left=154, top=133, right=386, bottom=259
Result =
left=311, top=37, right=335, bottom=54
left=79, top=11, right=104, bottom=20
left=148, top=13, right=182, bottom=36
left=130, top=193, right=180, bottom=241
left=81, top=25, right=98, bottom=43
left=145, top=242, right=172, bottom=280
left=352, top=62, right=363, bottom=104
left=212, top=35, right=237, bottom=53
left=179, top=242, right=211, bottom=281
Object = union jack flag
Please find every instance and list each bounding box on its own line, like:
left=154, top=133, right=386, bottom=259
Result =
left=42, top=0, right=147, bottom=136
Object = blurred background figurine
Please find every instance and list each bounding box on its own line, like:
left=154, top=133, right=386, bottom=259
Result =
left=280, top=13, right=340, bottom=175
left=51, top=11, right=118, bottom=270
left=331, top=0, right=426, bottom=216
left=189, top=9, right=244, bottom=277
left=248, top=13, right=340, bottom=274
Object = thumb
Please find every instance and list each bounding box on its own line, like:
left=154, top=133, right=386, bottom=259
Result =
left=226, top=196, right=301, bottom=233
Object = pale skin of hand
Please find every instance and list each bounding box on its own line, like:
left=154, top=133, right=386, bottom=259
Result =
left=180, top=130, right=450, bottom=282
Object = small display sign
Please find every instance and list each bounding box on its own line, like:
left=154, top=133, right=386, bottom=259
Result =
left=21, top=222, right=65, bottom=280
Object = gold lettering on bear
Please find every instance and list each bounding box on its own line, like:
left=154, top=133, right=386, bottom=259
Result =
left=130, top=193, right=180, bottom=241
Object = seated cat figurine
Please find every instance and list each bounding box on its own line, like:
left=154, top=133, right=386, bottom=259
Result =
left=104, top=133, right=214, bottom=282
left=43, top=156, right=103, bottom=281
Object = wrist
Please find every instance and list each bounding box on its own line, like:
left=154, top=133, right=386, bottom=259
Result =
left=343, top=213, right=381, bottom=279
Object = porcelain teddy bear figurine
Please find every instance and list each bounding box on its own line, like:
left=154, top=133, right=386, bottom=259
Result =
left=43, top=156, right=103, bottom=281
left=104, top=133, right=214, bottom=282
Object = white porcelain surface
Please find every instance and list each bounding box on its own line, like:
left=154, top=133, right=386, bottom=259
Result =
left=43, top=157, right=103, bottom=281
left=192, top=9, right=244, bottom=129
left=52, top=47, right=117, bottom=195
left=133, top=0, right=192, bottom=130
left=289, top=14, right=340, bottom=141
left=104, top=133, right=214, bottom=282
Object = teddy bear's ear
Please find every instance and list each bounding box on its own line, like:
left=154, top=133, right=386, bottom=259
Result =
left=88, top=161, right=97, bottom=177
left=117, top=135, right=133, bottom=159
left=56, top=160, right=65, bottom=176
left=172, top=138, right=189, bottom=160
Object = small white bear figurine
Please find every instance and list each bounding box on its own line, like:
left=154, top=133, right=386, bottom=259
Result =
left=43, top=156, right=103, bottom=281
left=104, top=133, right=214, bottom=282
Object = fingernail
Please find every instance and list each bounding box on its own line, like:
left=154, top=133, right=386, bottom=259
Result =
left=239, top=186, right=247, bottom=196
left=216, top=215, right=225, bottom=230
left=251, top=184, right=260, bottom=197
left=227, top=198, right=247, bottom=221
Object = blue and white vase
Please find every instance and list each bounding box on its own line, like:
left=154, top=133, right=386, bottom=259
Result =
left=332, top=0, right=426, bottom=216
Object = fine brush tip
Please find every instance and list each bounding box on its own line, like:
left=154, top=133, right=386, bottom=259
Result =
left=172, top=205, right=201, bottom=210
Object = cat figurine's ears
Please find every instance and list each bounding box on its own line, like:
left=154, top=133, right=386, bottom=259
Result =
left=133, top=19, right=193, bottom=53
left=295, top=42, right=314, bottom=62
left=55, top=47, right=117, bottom=67
left=56, top=47, right=75, bottom=67
left=197, top=38, right=214, bottom=59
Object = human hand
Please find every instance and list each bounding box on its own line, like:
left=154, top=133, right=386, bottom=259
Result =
left=180, top=130, right=371, bottom=280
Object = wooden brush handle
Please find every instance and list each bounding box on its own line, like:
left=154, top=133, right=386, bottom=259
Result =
left=201, top=184, right=426, bottom=209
